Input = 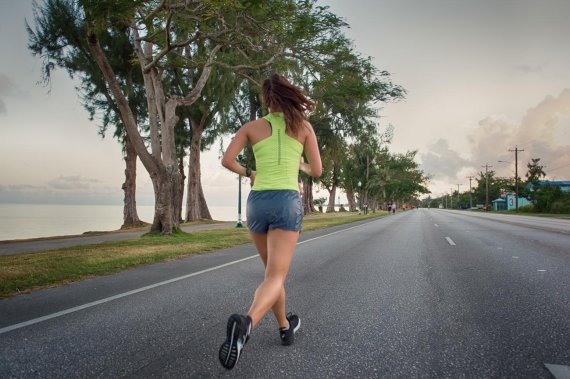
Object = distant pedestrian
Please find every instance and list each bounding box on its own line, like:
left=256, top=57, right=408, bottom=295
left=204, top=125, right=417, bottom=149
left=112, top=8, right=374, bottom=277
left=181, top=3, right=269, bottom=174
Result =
left=219, top=73, right=322, bottom=370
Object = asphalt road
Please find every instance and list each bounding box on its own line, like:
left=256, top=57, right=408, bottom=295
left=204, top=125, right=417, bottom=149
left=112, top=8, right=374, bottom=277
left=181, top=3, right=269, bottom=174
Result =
left=1, top=210, right=569, bottom=378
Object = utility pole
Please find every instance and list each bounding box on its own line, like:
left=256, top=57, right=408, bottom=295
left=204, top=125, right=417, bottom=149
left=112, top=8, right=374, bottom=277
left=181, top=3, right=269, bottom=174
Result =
left=508, top=146, right=524, bottom=211
left=482, top=163, right=493, bottom=211
left=450, top=187, right=454, bottom=209
left=466, top=176, right=474, bottom=208
left=456, top=184, right=462, bottom=209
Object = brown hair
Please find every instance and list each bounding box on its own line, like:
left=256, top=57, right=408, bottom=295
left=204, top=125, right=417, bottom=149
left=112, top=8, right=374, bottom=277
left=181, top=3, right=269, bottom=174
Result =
left=262, top=74, right=315, bottom=135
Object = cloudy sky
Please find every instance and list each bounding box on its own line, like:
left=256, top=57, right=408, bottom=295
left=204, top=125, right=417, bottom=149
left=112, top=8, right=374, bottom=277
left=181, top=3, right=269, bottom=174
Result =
left=1, top=0, right=569, bottom=207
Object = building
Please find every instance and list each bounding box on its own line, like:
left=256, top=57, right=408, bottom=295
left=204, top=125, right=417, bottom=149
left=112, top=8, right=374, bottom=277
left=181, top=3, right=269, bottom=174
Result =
left=528, top=181, right=570, bottom=193
left=492, top=193, right=532, bottom=211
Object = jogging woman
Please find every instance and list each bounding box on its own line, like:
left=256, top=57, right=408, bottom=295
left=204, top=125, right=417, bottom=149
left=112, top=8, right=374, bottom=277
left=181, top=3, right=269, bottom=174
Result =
left=219, top=74, right=322, bottom=370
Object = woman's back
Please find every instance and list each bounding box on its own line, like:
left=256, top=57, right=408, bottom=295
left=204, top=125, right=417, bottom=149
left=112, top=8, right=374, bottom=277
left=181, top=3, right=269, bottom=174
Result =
left=252, top=112, right=304, bottom=191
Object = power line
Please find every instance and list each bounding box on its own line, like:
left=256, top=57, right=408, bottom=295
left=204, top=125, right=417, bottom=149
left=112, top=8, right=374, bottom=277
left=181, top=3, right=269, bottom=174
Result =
left=548, top=162, right=570, bottom=173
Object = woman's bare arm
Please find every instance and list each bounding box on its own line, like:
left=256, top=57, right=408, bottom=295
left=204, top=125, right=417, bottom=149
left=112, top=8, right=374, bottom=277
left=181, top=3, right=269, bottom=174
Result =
left=300, top=122, right=322, bottom=177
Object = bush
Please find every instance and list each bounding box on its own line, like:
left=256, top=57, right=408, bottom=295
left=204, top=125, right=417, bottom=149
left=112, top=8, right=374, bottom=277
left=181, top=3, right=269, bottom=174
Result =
left=516, top=204, right=535, bottom=213
left=551, top=200, right=570, bottom=214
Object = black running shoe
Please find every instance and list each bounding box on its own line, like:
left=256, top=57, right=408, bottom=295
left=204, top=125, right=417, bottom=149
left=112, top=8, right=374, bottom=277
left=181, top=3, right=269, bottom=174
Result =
left=219, top=314, right=251, bottom=370
left=279, top=313, right=300, bottom=346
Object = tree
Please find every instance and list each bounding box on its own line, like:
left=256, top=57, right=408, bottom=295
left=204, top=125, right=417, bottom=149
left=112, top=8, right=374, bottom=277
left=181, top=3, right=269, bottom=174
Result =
left=376, top=150, right=430, bottom=206
left=525, top=158, right=546, bottom=185
left=307, top=42, right=405, bottom=212
left=27, top=0, right=147, bottom=228
left=73, top=1, right=290, bottom=234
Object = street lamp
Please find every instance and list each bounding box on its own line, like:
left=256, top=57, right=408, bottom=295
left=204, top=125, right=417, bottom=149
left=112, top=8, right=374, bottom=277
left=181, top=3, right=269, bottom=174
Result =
left=358, top=181, right=362, bottom=213
left=236, top=154, right=244, bottom=228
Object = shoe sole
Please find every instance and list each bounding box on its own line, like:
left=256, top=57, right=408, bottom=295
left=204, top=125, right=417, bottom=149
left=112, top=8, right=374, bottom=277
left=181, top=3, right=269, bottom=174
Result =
left=219, top=314, right=245, bottom=370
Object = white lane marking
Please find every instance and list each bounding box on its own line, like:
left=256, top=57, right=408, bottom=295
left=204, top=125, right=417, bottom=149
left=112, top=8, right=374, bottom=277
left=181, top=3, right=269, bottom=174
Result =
left=445, top=237, right=456, bottom=246
left=0, top=219, right=379, bottom=335
left=544, top=363, right=570, bottom=379
left=512, top=256, right=519, bottom=259
left=538, top=269, right=547, bottom=272
left=434, top=224, right=439, bottom=227
left=497, top=247, right=503, bottom=250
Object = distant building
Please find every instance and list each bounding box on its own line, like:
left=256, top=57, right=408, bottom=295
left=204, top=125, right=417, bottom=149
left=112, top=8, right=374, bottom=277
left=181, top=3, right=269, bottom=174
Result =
left=528, top=181, right=570, bottom=193
left=492, top=193, right=532, bottom=211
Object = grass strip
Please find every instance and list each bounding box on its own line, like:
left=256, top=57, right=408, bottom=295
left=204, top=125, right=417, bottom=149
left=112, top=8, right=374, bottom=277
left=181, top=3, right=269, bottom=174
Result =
left=0, top=212, right=385, bottom=299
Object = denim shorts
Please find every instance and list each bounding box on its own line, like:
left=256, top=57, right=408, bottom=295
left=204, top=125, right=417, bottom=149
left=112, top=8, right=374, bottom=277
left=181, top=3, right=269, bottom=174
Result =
left=247, top=190, right=303, bottom=233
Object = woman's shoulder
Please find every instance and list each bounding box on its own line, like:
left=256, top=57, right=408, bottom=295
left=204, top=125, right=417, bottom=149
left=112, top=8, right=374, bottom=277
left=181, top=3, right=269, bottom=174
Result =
left=301, top=120, right=316, bottom=136
left=243, top=118, right=270, bottom=128
left=239, top=118, right=267, bottom=133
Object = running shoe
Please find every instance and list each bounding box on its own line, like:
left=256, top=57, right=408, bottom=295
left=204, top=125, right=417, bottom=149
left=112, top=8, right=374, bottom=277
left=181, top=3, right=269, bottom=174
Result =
left=219, top=314, right=251, bottom=370
left=279, top=313, right=300, bottom=346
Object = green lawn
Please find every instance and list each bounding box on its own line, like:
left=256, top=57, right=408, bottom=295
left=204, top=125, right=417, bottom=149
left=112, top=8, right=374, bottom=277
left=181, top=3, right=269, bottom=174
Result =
left=0, top=211, right=385, bottom=299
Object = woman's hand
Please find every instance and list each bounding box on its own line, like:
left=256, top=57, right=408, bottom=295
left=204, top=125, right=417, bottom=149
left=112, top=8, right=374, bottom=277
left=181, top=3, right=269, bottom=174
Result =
left=299, top=157, right=312, bottom=176
left=249, top=171, right=256, bottom=186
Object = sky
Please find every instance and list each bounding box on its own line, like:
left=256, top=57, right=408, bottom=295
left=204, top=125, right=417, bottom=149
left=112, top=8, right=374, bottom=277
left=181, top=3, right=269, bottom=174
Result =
left=1, top=0, right=569, bottom=208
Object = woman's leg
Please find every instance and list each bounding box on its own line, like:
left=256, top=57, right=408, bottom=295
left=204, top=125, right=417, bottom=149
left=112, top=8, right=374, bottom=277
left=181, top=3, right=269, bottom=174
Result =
left=250, top=232, right=289, bottom=328
left=247, top=229, right=300, bottom=328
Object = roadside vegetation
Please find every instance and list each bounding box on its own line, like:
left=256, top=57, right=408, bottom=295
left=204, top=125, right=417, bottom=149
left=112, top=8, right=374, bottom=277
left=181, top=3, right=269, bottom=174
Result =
left=27, top=1, right=428, bottom=237
left=0, top=212, right=385, bottom=299
left=422, top=158, right=569, bottom=214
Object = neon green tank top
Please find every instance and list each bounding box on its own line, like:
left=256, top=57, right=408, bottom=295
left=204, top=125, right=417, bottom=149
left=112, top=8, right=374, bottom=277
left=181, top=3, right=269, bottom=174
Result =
left=252, top=112, right=304, bottom=191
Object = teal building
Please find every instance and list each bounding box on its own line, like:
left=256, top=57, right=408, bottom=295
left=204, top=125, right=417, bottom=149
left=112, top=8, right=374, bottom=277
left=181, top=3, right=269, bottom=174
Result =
left=492, top=193, right=532, bottom=211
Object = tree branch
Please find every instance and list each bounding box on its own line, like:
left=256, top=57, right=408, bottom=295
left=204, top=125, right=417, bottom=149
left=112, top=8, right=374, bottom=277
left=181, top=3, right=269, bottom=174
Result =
left=178, top=44, right=222, bottom=106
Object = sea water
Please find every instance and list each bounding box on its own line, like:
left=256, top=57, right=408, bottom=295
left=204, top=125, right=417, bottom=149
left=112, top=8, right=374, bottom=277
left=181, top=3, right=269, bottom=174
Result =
left=0, top=204, right=239, bottom=241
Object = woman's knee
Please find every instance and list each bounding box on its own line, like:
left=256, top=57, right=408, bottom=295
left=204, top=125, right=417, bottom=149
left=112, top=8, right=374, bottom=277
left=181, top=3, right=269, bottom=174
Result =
left=263, top=273, right=286, bottom=287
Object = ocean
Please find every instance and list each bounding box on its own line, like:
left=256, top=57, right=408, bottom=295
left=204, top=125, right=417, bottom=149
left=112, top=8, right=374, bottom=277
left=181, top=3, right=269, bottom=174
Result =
left=0, top=204, right=240, bottom=241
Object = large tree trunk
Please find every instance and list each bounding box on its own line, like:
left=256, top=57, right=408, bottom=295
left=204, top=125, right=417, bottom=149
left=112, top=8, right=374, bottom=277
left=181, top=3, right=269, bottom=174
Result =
left=161, top=100, right=182, bottom=231
left=150, top=169, right=178, bottom=234
left=87, top=25, right=176, bottom=234
left=121, top=135, right=144, bottom=228
left=87, top=23, right=219, bottom=234
left=185, top=117, right=212, bottom=221
left=326, top=185, right=337, bottom=213
left=303, top=177, right=316, bottom=214
left=347, top=190, right=357, bottom=211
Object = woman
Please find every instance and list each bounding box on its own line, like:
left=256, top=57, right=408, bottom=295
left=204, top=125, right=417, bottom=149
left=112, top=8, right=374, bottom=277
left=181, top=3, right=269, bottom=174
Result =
left=219, top=74, right=322, bottom=370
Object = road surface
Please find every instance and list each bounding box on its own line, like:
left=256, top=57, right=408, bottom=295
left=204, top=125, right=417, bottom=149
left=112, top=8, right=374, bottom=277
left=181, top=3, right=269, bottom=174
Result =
left=1, top=210, right=569, bottom=378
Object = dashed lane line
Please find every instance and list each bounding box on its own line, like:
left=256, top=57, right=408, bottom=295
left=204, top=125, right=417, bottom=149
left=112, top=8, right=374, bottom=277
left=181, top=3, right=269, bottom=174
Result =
left=445, top=237, right=456, bottom=246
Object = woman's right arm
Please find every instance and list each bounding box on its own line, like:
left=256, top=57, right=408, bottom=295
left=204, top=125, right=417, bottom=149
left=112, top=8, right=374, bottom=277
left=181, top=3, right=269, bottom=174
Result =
left=221, top=124, right=253, bottom=178
left=300, top=122, right=322, bottom=177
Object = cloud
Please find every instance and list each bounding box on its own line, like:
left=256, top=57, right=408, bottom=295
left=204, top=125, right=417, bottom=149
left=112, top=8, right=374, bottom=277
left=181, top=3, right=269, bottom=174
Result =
left=0, top=183, right=122, bottom=205
left=48, top=175, right=102, bottom=191
left=422, top=89, right=570, bottom=192
left=421, top=139, right=472, bottom=180
left=0, top=175, right=121, bottom=205
left=0, top=73, right=17, bottom=114
left=512, top=64, right=544, bottom=74
left=468, top=88, right=570, bottom=179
